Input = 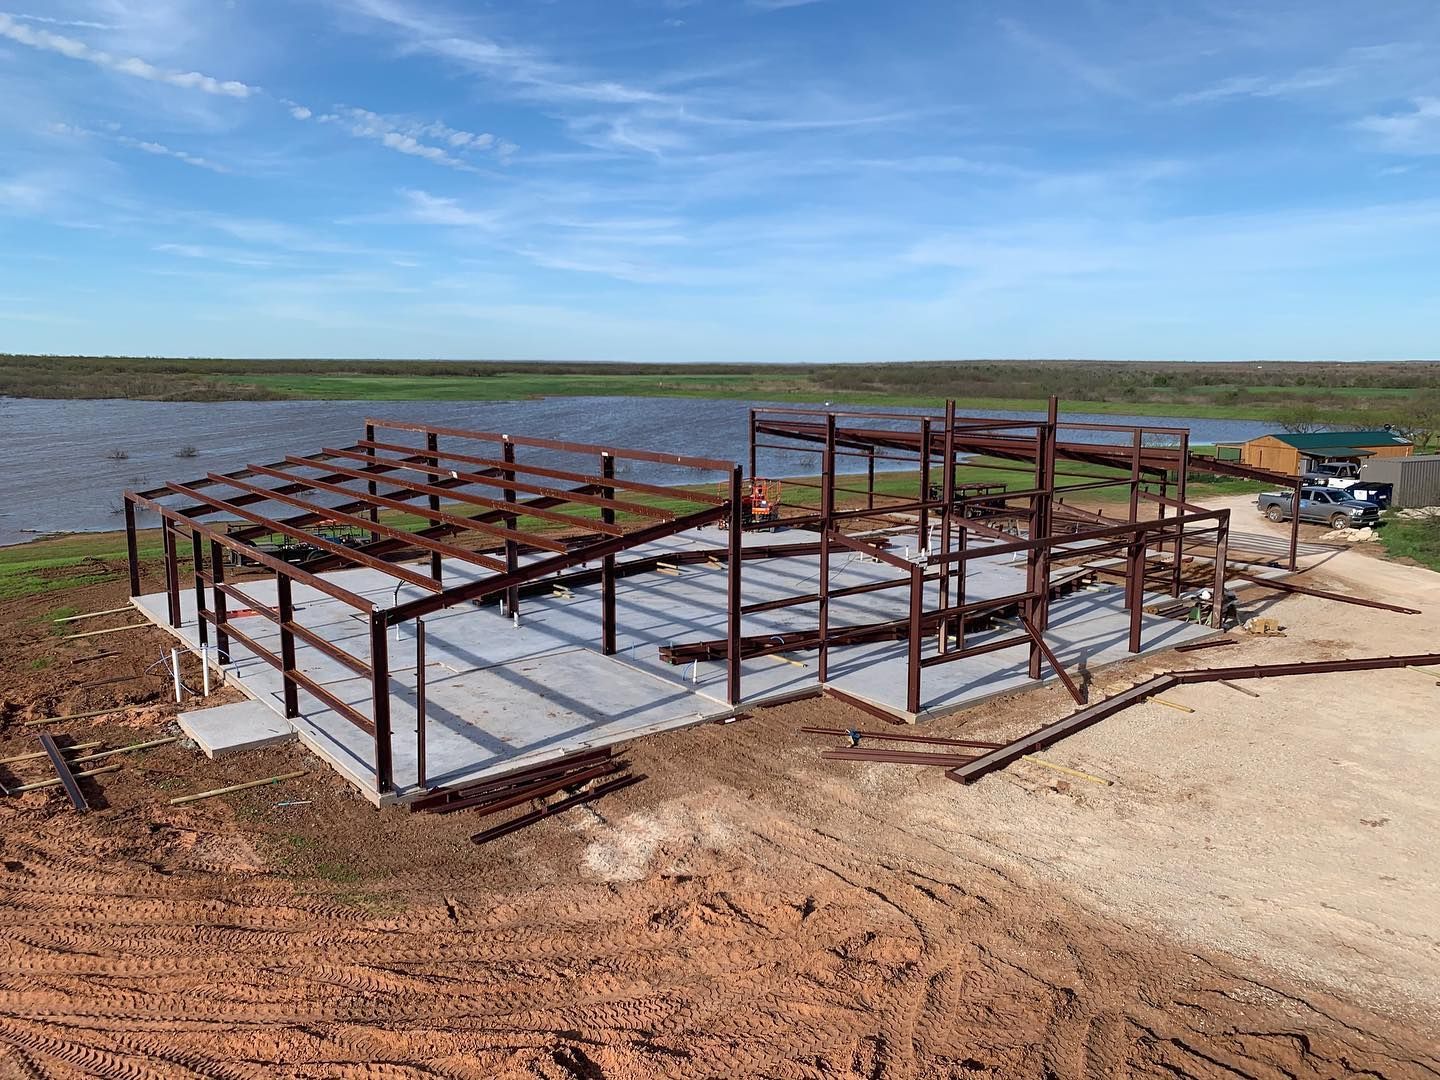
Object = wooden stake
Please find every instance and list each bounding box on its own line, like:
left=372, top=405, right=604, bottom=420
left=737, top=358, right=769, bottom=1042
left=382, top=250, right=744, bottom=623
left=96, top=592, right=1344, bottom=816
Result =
left=61, top=622, right=150, bottom=641
left=52, top=606, right=133, bottom=624
left=168, top=771, right=306, bottom=805
left=68, top=737, right=178, bottom=765
left=1151, top=696, right=1195, bottom=713
left=1023, top=756, right=1114, bottom=786
left=1218, top=680, right=1260, bottom=699
left=0, top=741, right=102, bottom=766
left=23, top=707, right=141, bottom=727
left=9, top=763, right=123, bottom=793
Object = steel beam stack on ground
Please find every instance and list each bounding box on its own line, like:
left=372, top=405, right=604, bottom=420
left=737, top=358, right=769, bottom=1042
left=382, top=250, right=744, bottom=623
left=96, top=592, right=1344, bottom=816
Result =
left=124, top=421, right=744, bottom=796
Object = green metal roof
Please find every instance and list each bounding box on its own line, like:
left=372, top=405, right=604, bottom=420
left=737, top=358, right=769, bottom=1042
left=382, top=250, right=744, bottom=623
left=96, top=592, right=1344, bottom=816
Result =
left=1302, top=446, right=1375, bottom=458
left=1267, top=430, right=1411, bottom=450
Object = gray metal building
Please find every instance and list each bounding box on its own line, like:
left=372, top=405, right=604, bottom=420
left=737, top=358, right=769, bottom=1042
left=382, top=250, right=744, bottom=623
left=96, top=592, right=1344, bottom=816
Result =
left=1360, top=454, right=1440, bottom=509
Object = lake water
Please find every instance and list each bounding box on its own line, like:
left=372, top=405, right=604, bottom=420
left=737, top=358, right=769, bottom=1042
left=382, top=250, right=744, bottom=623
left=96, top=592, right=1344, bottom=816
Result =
left=0, top=396, right=1271, bottom=547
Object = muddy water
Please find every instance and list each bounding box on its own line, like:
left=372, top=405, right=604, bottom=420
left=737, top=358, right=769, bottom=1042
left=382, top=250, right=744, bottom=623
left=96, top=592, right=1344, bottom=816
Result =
left=0, top=396, right=1270, bottom=546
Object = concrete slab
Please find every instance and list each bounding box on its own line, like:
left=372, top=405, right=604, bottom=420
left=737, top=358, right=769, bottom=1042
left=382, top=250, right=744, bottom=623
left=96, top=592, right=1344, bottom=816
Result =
left=134, top=525, right=1213, bottom=803
left=178, top=700, right=296, bottom=758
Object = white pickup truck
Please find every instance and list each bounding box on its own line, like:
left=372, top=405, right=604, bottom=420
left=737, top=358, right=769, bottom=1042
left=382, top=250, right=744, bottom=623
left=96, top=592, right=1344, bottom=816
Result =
left=1299, top=462, right=1392, bottom=507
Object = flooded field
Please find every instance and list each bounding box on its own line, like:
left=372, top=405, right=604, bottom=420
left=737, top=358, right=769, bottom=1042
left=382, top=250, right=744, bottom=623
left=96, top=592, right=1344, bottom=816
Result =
left=0, top=396, right=1270, bottom=546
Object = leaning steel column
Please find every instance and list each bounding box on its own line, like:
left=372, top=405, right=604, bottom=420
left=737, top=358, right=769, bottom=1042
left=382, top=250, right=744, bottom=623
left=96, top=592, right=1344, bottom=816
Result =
left=600, top=453, right=617, bottom=655
left=1210, top=510, right=1230, bottom=628
left=906, top=564, right=923, bottom=715
left=818, top=415, right=836, bottom=683
left=124, top=495, right=140, bottom=597
left=725, top=465, right=743, bottom=706
left=369, top=609, right=394, bottom=794
left=866, top=447, right=875, bottom=511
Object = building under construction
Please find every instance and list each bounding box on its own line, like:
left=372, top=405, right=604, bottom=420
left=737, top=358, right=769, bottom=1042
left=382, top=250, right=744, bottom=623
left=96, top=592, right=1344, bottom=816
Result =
left=123, top=400, right=1307, bottom=804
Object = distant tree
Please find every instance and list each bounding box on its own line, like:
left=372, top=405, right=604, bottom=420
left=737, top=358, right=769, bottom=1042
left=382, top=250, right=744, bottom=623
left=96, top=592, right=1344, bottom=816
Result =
left=1391, top=391, right=1440, bottom=451
left=1277, top=404, right=1325, bottom=434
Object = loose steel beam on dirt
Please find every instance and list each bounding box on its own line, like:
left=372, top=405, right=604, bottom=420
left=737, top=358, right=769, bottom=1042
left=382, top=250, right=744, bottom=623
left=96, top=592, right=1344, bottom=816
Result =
left=822, top=686, right=907, bottom=725
left=801, top=726, right=1003, bottom=749
left=950, top=650, right=1440, bottom=785
left=1174, top=637, right=1237, bottom=653
left=821, top=747, right=979, bottom=767
left=1227, top=569, right=1421, bottom=615
left=428, top=761, right=624, bottom=818
left=37, top=734, right=89, bottom=813
left=410, top=746, right=614, bottom=812
left=470, top=772, right=645, bottom=845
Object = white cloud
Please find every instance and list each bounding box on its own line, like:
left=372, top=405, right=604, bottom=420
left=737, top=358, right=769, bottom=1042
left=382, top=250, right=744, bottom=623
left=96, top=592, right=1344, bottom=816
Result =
left=301, top=105, right=506, bottom=170
left=0, top=12, right=254, bottom=97
left=51, top=122, right=230, bottom=173
left=9, top=12, right=117, bottom=30
left=1357, top=98, right=1440, bottom=154
left=397, top=189, right=502, bottom=228
left=338, top=0, right=669, bottom=106
left=289, top=105, right=312, bottom=120
left=748, top=0, right=826, bottom=9
left=998, top=16, right=1130, bottom=98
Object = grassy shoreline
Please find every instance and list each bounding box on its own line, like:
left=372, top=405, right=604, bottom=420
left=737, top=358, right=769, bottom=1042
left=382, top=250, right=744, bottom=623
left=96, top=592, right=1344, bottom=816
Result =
left=4, top=355, right=1440, bottom=428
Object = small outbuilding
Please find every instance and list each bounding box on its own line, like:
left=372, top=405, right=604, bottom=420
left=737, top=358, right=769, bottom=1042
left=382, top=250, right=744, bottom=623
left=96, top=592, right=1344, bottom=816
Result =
left=1239, top=429, right=1412, bottom=476
left=1359, top=453, right=1440, bottom=509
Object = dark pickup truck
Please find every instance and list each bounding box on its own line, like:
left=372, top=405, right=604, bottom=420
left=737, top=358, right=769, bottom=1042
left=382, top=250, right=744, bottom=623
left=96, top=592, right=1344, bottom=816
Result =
left=1255, top=486, right=1382, bottom=529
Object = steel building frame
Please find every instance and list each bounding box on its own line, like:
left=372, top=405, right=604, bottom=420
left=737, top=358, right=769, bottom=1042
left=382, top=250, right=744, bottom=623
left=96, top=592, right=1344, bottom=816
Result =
left=747, top=398, right=1301, bottom=715
left=124, top=419, right=744, bottom=795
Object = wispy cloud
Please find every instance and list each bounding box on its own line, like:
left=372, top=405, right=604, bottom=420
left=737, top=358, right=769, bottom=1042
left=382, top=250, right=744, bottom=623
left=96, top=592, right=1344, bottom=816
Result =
left=9, top=12, right=118, bottom=30
left=0, top=12, right=255, bottom=97
left=395, top=189, right=502, bottom=228
left=1172, top=44, right=1415, bottom=106
left=1357, top=98, right=1440, bottom=154
left=748, top=0, right=827, bottom=10
left=998, top=16, right=1130, bottom=98
left=293, top=103, right=511, bottom=170
left=338, top=0, right=669, bottom=106
left=51, top=122, right=231, bottom=173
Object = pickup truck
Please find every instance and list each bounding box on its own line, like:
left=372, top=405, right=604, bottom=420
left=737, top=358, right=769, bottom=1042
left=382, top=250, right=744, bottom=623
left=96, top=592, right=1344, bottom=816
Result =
left=1256, top=486, right=1382, bottom=529
left=1299, top=462, right=1392, bottom=507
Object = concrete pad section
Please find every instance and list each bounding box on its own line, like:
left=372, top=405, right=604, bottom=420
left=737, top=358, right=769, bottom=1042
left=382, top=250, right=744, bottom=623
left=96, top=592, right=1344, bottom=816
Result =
left=132, top=524, right=1210, bottom=801
left=178, top=700, right=296, bottom=758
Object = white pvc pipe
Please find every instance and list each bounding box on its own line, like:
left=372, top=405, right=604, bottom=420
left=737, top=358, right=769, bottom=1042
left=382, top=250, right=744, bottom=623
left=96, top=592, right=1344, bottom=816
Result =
left=171, top=648, right=183, bottom=704
left=201, top=646, right=211, bottom=697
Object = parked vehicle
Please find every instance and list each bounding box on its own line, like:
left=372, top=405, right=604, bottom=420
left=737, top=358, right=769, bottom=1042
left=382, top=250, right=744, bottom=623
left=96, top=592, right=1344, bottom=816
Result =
left=1255, top=486, right=1382, bottom=529
left=1299, top=462, right=1393, bottom=507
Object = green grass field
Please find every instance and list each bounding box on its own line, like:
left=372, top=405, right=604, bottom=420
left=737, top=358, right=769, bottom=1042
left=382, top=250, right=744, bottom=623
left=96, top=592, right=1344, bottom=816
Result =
left=1377, top=515, right=1440, bottom=573
left=3, top=355, right=1439, bottom=431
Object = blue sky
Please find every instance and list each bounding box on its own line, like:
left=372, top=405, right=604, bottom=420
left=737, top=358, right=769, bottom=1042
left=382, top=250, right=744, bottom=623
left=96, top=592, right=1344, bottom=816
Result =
left=2, top=1, right=1439, bottom=362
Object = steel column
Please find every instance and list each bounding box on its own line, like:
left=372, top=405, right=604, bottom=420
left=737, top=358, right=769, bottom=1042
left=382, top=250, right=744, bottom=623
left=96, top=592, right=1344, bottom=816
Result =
left=1171, top=431, right=1189, bottom=596
left=364, top=421, right=380, bottom=542
left=906, top=565, right=923, bottom=714
left=918, top=417, right=932, bottom=550
left=415, top=618, right=427, bottom=791
left=124, top=496, right=140, bottom=597
left=425, top=432, right=443, bottom=581
left=818, top=415, right=836, bottom=682
left=190, top=528, right=208, bottom=647
left=370, top=610, right=394, bottom=794
left=1211, top=511, right=1230, bottom=628
left=503, top=439, right=519, bottom=615
left=209, top=539, right=229, bottom=660
left=726, top=466, right=743, bottom=706
left=601, top=453, right=616, bottom=655
left=938, top=399, right=956, bottom=652
left=276, top=573, right=299, bottom=719
left=162, top=519, right=181, bottom=627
